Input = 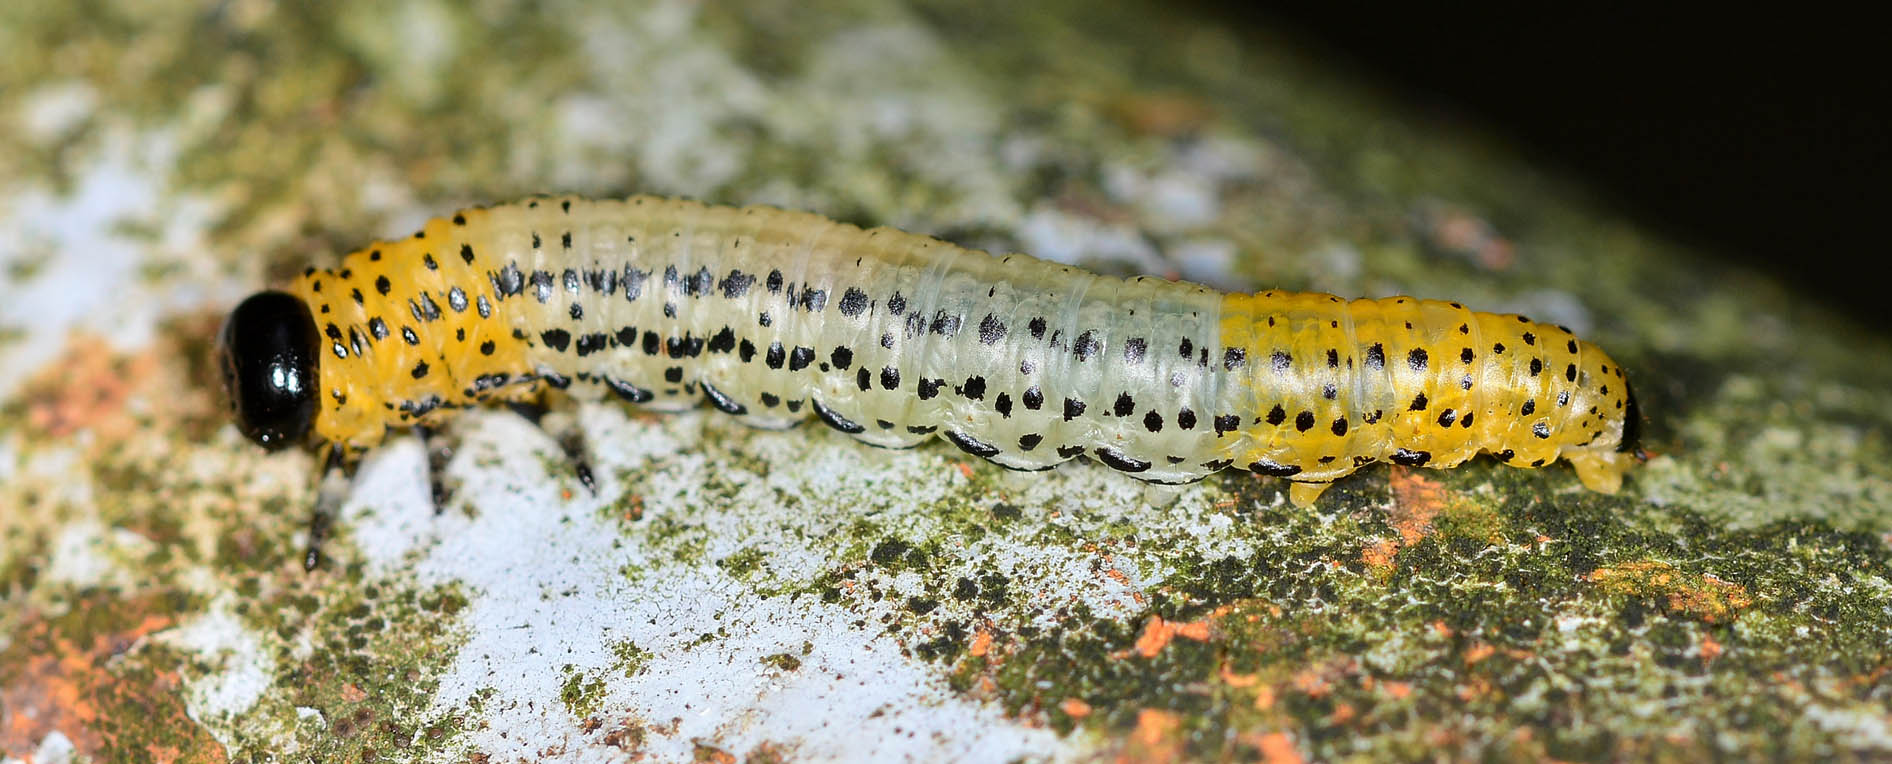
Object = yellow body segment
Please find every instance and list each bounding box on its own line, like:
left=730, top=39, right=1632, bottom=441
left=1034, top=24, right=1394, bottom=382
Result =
left=287, top=208, right=541, bottom=454
left=1219, top=291, right=1634, bottom=504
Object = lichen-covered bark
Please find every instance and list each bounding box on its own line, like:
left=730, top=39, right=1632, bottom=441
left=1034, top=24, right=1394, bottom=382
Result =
left=2, top=0, right=1888, bottom=762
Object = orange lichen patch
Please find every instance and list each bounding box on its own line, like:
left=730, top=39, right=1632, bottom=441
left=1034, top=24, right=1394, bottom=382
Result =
left=16, top=334, right=160, bottom=441
left=1250, top=684, right=1277, bottom=711
left=1060, top=698, right=1092, bottom=718
left=1125, top=614, right=1213, bottom=659
left=1218, top=663, right=1261, bottom=688
left=1360, top=538, right=1400, bottom=576
left=1382, top=680, right=1412, bottom=700
left=1463, top=642, right=1496, bottom=665
left=1418, top=203, right=1517, bottom=271
left=13, top=320, right=225, bottom=450
left=1327, top=702, right=1357, bottom=724
left=1388, top=468, right=1447, bottom=544
left=1118, top=709, right=1185, bottom=764
left=692, top=741, right=737, bottom=763
left=1105, top=91, right=1217, bottom=137
left=1252, top=731, right=1306, bottom=764
left=1361, top=468, right=1458, bottom=575
left=0, top=593, right=222, bottom=762
left=953, top=462, right=976, bottom=480
left=1588, top=560, right=1755, bottom=624
left=1699, top=634, right=1725, bottom=663
left=968, top=628, right=995, bottom=658
left=1290, top=669, right=1330, bottom=698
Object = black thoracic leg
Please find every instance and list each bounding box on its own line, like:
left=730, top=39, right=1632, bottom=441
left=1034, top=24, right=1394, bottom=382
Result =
left=504, top=397, right=597, bottom=494
left=415, top=424, right=456, bottom=514
left=305, top=446, right=358, bottom=572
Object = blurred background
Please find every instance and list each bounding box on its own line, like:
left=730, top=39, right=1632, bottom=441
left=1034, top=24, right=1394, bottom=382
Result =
left=1225, top=6, right=1885, bottom=323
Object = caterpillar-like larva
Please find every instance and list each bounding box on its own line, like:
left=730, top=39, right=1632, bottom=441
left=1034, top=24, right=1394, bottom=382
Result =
left=219, top=194, right=1641, bottom=507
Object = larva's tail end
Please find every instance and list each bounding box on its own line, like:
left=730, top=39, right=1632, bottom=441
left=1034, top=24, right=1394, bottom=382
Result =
left=1568, top=450, right=1630, bottom=495
left=1286, top=481, right=1332, bottom=507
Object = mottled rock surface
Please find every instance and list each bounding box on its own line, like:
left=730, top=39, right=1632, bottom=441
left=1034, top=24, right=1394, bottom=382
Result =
left=2, top=1, right=1889, bottom=761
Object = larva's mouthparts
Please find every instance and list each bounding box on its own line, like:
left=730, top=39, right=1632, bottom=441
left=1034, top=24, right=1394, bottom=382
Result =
left=218, top=290, right=322, bottom=450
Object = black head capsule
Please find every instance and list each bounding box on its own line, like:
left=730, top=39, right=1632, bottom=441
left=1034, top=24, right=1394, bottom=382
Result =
left=218, top=291, right=321, bottom=450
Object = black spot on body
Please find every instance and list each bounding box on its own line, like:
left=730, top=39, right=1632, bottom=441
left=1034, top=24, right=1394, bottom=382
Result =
left=720, top=270, right=755, bottom=298
left=1095, top=447, right=1151, bottom=473
left=1392, top=448, right=1431, bottom=466
left=978, top=314, right=1007, bottom=345
left=698, top=381, right=748, bottom=414
left=1063, top=398, right=1086, bottom=420
left=1248, top=459, right=1301, bottom=477
left=1123, top=337, right=1146, bottom=363
left=1295, top=410, right=1315, bottom=432
left=1074, top=331, right=1100, bottom=361
left=812, top=398, right=864, bottom=433
left=946, top=430, right=1000, bottom=458
left=838, top=287, right=868, bottom=316
left=1407, top=348, right=1428, bottom=371
left=1266, top=405, right=1286, bottom=426
left=1113, top=392, right=1134, bottom=416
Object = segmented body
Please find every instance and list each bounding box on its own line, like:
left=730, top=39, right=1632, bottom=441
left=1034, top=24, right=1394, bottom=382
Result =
left=288, top=195, right=1636, bottom=504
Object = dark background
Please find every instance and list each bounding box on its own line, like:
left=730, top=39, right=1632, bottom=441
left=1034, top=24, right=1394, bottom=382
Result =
left=1229, top=7, right=1884, bottom=325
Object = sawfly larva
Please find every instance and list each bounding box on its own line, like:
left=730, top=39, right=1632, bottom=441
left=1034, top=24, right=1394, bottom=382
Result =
left=220, top=194, right=1642, bottom=515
